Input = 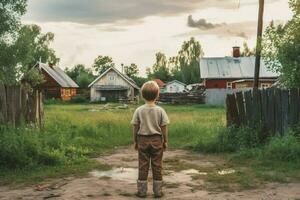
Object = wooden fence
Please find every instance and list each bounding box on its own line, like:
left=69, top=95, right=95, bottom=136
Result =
left=0, top=84, right=43, bottom=127
left=226, top=88, right=300, bottom=135
left=159, top=91, right=205, bottom=104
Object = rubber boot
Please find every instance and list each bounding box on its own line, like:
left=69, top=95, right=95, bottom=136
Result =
left=153, top=180, right=163, bottom=198
left=136, top=180, right=147, bottom=198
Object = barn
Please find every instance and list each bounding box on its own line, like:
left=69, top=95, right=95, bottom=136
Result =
left=38, top=62, right=79, bottom=101
left=200, top=51, right=278, bottom=105
left=89, top=67, right=139, bottom=102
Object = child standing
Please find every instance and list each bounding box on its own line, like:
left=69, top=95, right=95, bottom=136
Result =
left=131, top=81, right=169, bottom=198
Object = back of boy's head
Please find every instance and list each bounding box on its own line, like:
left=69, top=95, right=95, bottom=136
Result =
left=141, top=81, right=159, bottom=101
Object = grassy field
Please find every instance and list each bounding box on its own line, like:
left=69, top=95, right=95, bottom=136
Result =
left=0, top=103, right=299, bottom=187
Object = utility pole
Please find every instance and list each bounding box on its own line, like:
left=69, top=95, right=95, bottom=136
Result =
left=254, top=0, right=265, bottom=89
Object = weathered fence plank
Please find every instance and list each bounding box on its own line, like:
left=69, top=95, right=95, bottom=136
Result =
left=244, top=90, right=253, bottom=124
left=236, top=92, right=246, bottom=125
left=252, top=89, right=262, bottom=123
left=226, top=94, right=240, bottom=127
left=275, top=89, right=282, bottom=135
left=267, top=88, right=275, bottom=134
left=289, top=88, right=299, bottom=125
left=281, top=90, right=289, bottom=134
left=0, top=84, right=7, bottom=124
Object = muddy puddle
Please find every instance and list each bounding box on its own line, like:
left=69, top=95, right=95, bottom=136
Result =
left=90, top=167, right=214, bottom=184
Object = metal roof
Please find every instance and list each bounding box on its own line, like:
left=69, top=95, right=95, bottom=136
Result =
left=38, top=63, right=79, bottom=88
left=88, top=67, right=140, bottom=89
left=200, top=56, right=278, bottom=79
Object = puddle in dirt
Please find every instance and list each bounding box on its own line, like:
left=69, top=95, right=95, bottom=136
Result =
left=90, top=168, right=138, bottom=183
left=217, top=169, right=236, bottom=175
left=90, top=168, right=232, bottom=185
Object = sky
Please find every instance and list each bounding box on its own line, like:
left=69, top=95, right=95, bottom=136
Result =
left=22, top=0, right=292, bottom=76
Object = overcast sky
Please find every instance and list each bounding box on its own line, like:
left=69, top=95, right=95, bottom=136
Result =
left=22, top=0, right=292, bottom=75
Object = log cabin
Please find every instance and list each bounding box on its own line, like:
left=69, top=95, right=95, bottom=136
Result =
left=89, top=67, right=139, bottom=102
left=37, top=62, right=79, bottom=101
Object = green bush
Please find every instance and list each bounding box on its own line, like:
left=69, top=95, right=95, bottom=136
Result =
left=194, top=126, right=263, bottom=153
left=0, top=126, right=88, bottom=169
left=262, top=135, right=300, bottom=162
left=70, top=95, right=88, bottom=104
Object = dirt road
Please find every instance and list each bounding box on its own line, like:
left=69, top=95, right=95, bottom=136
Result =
left=0, top=147, right=299, bottom=200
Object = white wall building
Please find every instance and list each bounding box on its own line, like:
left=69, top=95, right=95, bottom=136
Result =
left=165, top=80, right=186, bottom=93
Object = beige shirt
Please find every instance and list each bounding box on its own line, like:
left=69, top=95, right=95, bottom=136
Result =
left=131, top=104, right=170, bottom=135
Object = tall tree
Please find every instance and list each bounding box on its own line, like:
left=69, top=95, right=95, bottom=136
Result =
left=65, top=64, right=94, bottom=88
left=147, top=52, right=171, bottom=81
left=124, top=63, right=139, bottom=78
left=177, top=37, right=204, bottom=84
left=0, top=0, right=27, bottom=39
left=241, top=42, right=256, bottom=56
left=0, top=24, right=59, bottom=85
left=92, top=55, right=114, bottom=75
left=263, top=0, right=300, bottom=87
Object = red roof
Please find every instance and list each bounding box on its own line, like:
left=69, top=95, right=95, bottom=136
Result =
left=153, top=79, right=165, bottom=88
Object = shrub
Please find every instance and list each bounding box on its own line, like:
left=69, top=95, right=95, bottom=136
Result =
left=194, top=126, right=263, bottom=153
left=262, top=135, right=300, bottom=162
left=70, top=95, right=88, bottom=104
left=0, top=126, right=87, bottom=169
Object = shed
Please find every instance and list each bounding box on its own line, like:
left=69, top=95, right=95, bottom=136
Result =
left=165, top=80, right=186, bottom=93
left=38, top=62, right=79, bottom=101
left=89, top=67, right=139, bottom=102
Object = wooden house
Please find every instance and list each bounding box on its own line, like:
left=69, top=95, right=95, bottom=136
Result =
left=38, top=62, right=79, bottom=101
left=200, top=54, right=278, bottom=90
left=199, top=47, right=278, bottom=105
left=89, top=67, right=140, bottom=102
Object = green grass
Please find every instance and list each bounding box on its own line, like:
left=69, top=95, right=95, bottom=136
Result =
left=1, top=103, right=299, bottom=188
left=0, top=103, right=225, bottom=185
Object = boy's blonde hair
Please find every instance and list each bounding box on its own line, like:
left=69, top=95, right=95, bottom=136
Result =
left=141, top=81, right=159, bottom=101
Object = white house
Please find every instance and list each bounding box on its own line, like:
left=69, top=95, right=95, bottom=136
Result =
left=164, top=80, right=186, bottom=93
left=88, top=67, right=140, bottom=102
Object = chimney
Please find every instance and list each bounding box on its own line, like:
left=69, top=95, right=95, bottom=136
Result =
left=232, top=46, right=241, bottom=58
left=49, top=63, right=54, bottom=68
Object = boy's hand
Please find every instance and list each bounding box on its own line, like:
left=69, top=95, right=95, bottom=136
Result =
left=163, top=142, right=168, bottom=151
left=134, top=142, right=138, bottom=151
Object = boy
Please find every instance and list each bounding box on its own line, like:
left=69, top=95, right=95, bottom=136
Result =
left=131, top=81, right=169, bottom=198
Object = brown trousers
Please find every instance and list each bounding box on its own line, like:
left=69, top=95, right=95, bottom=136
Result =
left=137, top=135, right=163, bottom=181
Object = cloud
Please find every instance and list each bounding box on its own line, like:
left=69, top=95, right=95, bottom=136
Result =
left=23, top=0, right=240, bottom=25
left=187, top=15, right=224, bottom=29
left=177, top=20, right=259, bottom=39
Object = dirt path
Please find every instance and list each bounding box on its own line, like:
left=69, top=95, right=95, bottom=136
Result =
left=0, top=147, right=299, bottom=200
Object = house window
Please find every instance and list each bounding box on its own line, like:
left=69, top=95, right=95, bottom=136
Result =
left=227, top=82, right=233, bottom=89
left=261, top=83, right=271, bottom=89
left=108, top=75, right=115, bottom=81
left=65, top=89, right=70, bottom=96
